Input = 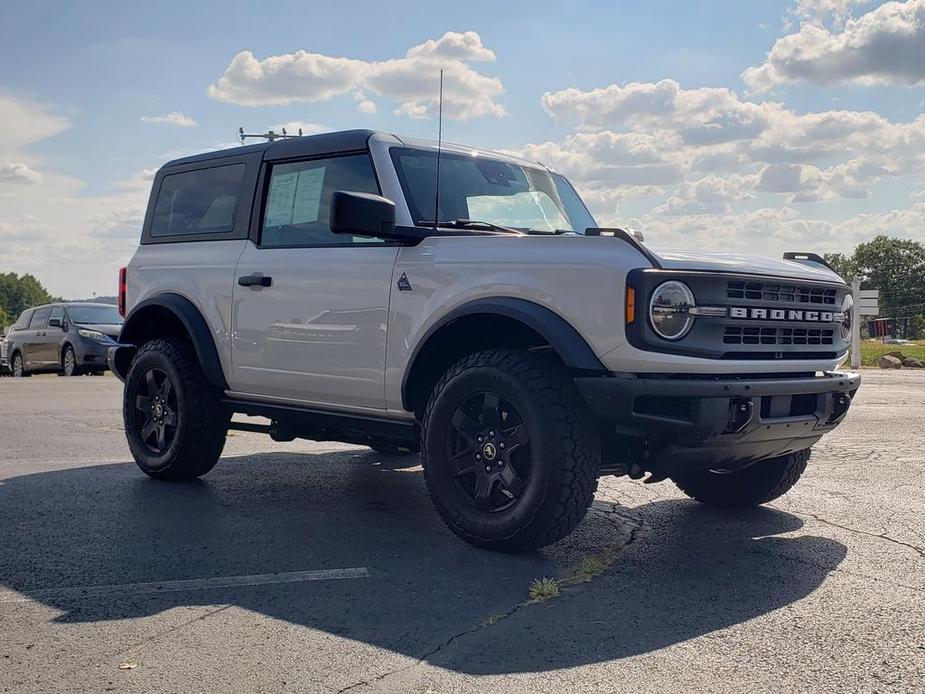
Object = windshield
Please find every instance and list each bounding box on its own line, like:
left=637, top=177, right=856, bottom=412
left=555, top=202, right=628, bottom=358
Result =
left=67, top=305, right=123, bottom=325
left=390, top=147, right=597, bottom=233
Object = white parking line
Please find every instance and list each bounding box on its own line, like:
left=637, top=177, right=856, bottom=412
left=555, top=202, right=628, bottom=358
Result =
left=0, top=567, right=370, bottom=604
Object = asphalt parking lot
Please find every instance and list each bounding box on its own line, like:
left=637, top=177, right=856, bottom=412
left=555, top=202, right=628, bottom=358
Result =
left=0, top=372, right=922, bottom=693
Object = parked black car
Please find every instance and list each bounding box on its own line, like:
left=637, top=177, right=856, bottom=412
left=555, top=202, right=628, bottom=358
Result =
left=3, top=303, right=123, bottom=377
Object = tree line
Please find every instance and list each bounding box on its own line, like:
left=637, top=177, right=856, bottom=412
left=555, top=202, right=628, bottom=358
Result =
left=825, top=235, right=925, bottom=339
left=0, top=273, right=58, bottom=330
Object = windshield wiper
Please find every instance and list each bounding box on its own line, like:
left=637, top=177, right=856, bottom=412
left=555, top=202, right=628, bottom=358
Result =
left=418, top=219, right=525, bottom=235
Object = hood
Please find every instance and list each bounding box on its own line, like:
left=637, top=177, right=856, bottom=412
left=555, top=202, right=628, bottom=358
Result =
left=647, top=247, right=845, bottom=284
left=76, top=323, right=122, bottom=339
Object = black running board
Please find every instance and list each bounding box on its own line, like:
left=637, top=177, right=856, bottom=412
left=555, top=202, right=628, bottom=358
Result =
left=223, top=397, right=420, bottom=451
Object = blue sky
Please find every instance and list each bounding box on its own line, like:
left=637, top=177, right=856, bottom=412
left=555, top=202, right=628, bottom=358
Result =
left=1, top=0, right=924, bottom=297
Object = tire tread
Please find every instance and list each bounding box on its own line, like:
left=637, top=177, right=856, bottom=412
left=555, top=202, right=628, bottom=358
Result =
left=422, top=349, right=599, bottom=551
left=672, top=448, right=810, bottom=508
left=124, top=338, right=228, bottom=480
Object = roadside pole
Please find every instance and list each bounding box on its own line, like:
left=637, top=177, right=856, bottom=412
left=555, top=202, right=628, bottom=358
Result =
left=851, top=278, right=861, bottom=370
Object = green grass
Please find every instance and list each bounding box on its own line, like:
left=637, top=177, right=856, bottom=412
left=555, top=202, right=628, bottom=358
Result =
left=528, top=577, right=560, bottom=602
left=859, top=341, right=925, bottom=367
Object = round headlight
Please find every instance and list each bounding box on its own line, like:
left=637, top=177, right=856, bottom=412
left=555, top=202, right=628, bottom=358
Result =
left=649, top=281, right=696, bottom=340
left=840, top=293, right=854, bottom=342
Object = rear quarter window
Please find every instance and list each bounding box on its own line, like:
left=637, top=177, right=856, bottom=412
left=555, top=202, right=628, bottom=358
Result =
left=12, top=310, right=33, bottom=330
left=151, top=163, right=246, bottom=237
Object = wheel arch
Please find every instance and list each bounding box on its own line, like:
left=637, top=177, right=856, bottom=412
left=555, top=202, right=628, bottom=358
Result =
left=401, top=297, right=606, bottom=417
left=115, top=294, right=227, bottom=389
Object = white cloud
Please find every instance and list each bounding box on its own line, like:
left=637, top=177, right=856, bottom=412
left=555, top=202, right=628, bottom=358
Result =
left=640, top=202, right=925, bottom=258
left=789, top=0, right=866, bottom=28
left=654, top=174, right=754, bottom=216
left=357, top=99, right=377, bottom=114
left=520, top=132, right=684, bottom=187
left=117, top=167, right=157, bottom=191
left=140, top=111, right=198, bottom=127
left=208, top=31, right=505, bottom=120
left=744, top=0, right=925, bottom=90
left=0, top=95, right=146, bottom=297
left=0, top=95, right=69, bottom=163
left=517, top=71, right=925, bottom=258
left=527, top=78, right=925, bottom=209
left=0, top=162, right=42, bottom=184
left=405, top=30, right=496, bottom=62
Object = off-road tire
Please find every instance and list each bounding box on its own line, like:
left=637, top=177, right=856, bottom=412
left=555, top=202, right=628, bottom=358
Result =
left=422, top=349, right=600, bottom=552
left=123, top=338, right=229, bottom=481
left=672, top=448, right=811, bottom=508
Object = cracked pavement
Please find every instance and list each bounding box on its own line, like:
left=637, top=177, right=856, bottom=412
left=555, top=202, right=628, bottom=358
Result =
left=0, top=371, right=923, bottom=693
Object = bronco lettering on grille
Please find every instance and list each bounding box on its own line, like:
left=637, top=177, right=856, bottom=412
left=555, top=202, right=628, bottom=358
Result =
left=729, top=307, right=838, bottom=322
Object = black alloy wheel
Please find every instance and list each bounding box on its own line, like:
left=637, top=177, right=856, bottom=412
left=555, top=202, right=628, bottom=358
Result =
left=123, top=338, right=228, bottom=480
left=422, top=349, right=601, bottom=551
left=446, top=392, right=531, bottom=513
left=133, top=367, right=178, bottom=454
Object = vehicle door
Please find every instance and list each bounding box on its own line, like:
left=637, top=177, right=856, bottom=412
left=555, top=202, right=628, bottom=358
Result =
left=230, top=152, right=399, bottom=411
left=24, top=307, right=51, bottom=368
left=46, top=305, right=66, bottom=365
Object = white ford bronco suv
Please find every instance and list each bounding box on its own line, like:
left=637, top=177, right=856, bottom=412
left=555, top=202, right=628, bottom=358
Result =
left=111, top=129, right=859, bottom=551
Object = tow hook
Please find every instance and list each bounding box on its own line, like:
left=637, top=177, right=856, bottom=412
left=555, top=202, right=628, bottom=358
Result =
left=827, top=392, right=852, bottom=424
left=725, top=398, right=753, bottom=434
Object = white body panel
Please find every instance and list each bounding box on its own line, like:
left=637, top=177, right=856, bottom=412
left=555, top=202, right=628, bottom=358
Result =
left=229, top=241, right=398, bottom=411
left=126, top=240, right=247, bottom=378
left=384, top=234, right=649, bottom=414
left=650, top=248, right=843, bottom=283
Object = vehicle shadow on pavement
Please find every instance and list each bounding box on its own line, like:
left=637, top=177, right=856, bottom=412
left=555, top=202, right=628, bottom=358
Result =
left=0, top=450, right=847, bottom=674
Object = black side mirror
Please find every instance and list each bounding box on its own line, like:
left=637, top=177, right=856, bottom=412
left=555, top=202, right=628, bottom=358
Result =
left=48, top=318, right=62, bottom=329
left=330, top=191, right=396, bottom=239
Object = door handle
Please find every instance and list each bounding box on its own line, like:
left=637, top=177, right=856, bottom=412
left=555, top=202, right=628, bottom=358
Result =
left=238, top=274, right=272, bottom=288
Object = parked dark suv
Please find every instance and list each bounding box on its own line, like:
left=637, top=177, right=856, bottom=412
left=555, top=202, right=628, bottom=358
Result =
left=4, top=302, right=123, bottom=377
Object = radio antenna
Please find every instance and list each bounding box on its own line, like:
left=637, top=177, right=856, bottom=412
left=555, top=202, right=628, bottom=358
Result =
left=432, top=69, right=444, bottom=231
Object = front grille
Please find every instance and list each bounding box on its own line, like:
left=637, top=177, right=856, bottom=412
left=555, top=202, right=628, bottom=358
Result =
left=727, top=280, right=837, bottom=305
left=723, top=326, right=835, bottom=346
left=627, top=268, right=850, bottom=361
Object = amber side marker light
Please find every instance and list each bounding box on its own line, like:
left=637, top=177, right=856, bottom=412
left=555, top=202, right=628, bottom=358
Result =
left=625, top=286, right=636, bottom=324
left=118, top=266, right=127, bottom=318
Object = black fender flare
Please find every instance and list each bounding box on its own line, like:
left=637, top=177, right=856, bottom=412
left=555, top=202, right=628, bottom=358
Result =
left=113, top=293, right=227, bottom=389
left=401, top=297, right=607, bottom=410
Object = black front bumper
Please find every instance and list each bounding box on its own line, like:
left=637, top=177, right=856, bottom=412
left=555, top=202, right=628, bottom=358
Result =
left=574, top=371, right=860, bottom=472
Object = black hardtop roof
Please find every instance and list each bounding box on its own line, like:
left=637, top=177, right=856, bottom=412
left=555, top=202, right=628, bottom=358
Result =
left=163, top=129, right=383, bottom=169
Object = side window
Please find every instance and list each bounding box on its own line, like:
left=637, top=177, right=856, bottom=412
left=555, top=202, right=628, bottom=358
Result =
left=151, top=163, right=246, bottom=237
left=48, top=306, right=65, bottom=328
left=29, top=307, right=50, bottom=329
left=13, top=310, right=33, bottom=330
left=260, top=154, right=381, bottom=248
